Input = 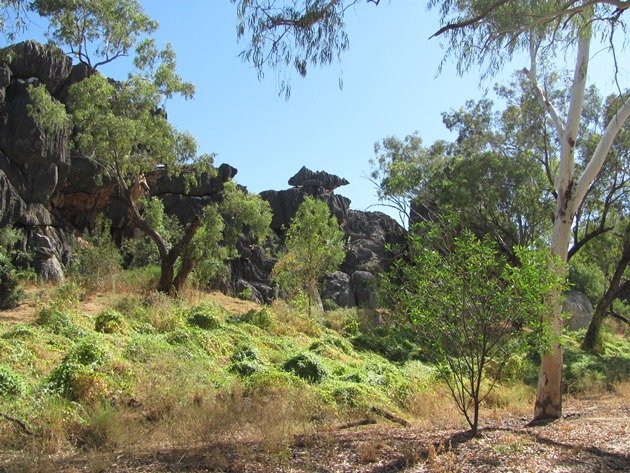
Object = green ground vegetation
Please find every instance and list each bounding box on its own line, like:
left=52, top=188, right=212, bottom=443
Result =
left=0, top=267, right=627, bottom=459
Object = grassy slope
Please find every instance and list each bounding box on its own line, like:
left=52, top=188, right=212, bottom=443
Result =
left=0, top=273, right=627, bottom=458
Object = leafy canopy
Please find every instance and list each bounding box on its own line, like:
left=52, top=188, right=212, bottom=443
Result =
left=273, top=196, right=344, bottom=311
left=382, top=222, right=563, bottom=434
left=33, top=0, right=158, bottom=69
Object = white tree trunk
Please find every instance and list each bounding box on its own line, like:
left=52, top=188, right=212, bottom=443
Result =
left=532, top=23, right=630, bottom=419
left=533, top=30, right=591, bottom=420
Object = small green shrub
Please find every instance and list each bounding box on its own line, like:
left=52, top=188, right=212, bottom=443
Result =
left=244, top=369, right=307, bottom=396
left=36, top=305, right=73, bottom=332
left=48, top=338, right=110, bottom=401
left=352, top=326, right=422, bottom=363
left=95, top=309, right=125, bottom=334
left=68, top=216, right=122, bottom=290
left=1, top=324, right=34, bottom=340
left=228, top=306, right=273, bottom=329
left=230, top=360, right=264, bottom=377
left=0, top=364, right=26, bottom=398
left=0, top=252, right=23, bottom=310
left=51, top=282, right=84, bottom=307
left=310, top=334, right=354, bottom=356
left=66, top=338, right=109, bottom=366
left=238, top=286, right=254, bottom=301
left=230, top=345, right=265, bottom=377
left=48, top=361, right=109, bottom=401
left=283, top=352, right=328, bottom=383
left=187, top=305, right=222, bottom=330
left=165, top=328, right=192, bottom=345
left=231, top=345, right=263, bottom=363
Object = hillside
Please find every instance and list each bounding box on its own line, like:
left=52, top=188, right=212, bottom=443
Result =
left=0, top=277, right=629, bottom=472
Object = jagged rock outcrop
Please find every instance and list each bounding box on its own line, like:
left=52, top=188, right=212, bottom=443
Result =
left=0, top=41, right=73, bottom=278
left=0, top=42, right=406, bottom=303
left=288, top=165, right=349, bottom=191
left=0, top=40, right=238, bottom=282
left=252, top=167, right=407, bottom=308
left=3, top=41, right=72, bottom=94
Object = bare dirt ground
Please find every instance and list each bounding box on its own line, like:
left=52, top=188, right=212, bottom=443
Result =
left=16, top=394, right=627, bottom=473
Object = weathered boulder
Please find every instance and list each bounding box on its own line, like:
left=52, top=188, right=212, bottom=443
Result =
left=0, top=79, right=69, bottom=171
left=342, top=210, right=406, bottom=274
left=563, top=290, right=594, bottom=330
left=322, top=271, right=355, bottom=308
left=0, top=168, right=25, bottom=226
left=235, top=278, right=264, bottom=304
left=2, top=41, right=72, bottom=94
left=35, top=254, right=64, bottom=283
left=351, top=270, right=377, bottom=309
left=288, top=165, right=349, bottom=191
left=229, top=237, right=276, bottom=304
left=260, top=188, right=350, bottom=232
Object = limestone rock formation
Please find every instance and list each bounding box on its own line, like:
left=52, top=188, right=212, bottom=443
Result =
left=253, top=167, right=407, bottom=307
left=563, top=290, right=594, bottom=330
left=0, top=41, right=73, bottom=278
left=0, top=40, right=237, bottom=282
left=0, top=42, right=406, bottom=304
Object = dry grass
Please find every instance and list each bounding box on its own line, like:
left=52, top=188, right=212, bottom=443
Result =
left=181, top=288, right=260, bottom=315
left=356, top=439, right=390, bottom=463
left=613, top=380, right=630, bottom=397
left=406, top=386, right=464, bottom=430
left=270, top=299, right=322, bottom=337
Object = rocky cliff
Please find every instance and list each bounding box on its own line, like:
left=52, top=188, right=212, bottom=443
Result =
left=0, top=41, right=406, bottom=306
left=242, top=166, right=406, bottom=308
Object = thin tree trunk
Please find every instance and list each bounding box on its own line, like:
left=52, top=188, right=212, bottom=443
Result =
left=156, top=214, right=203, bottom=295
left=582, top=223, right=630, bottom=351
left=172, top=252, right=196, bottom=293
left=582, top=292, right=615, bottom=351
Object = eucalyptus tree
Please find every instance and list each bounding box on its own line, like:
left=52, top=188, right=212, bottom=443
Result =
left=370, top=89, right=555, bottom=262
left=33, top=0, right=158, bottom=70
left=382, top=225, right=562, bottom=436
left=24, top=0, right=273, bottom=294
left=272, top=197, right=345, bottom=316
left=232, top=0, right=630, bottom=420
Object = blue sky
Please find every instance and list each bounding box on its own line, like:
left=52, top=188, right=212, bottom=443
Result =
left=15, top=1, right=630, bottom=220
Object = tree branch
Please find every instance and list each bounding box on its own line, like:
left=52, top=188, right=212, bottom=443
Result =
left=430, top=0, right=512, bottom=38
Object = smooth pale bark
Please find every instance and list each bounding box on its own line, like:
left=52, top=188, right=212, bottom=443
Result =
left=531, top=24, right=630, bottom=419
left=532, top=31, right=590, bottom=420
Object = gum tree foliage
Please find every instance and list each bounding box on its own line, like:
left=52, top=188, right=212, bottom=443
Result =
left=372, top=79, right=629, bottom=351
left=232, top=0, right=382, bottom=98
left=232, top=0, right=630, bottom=419
left=382, top=223, right=562, bottom=436
left=171, top=181, right=273, bottom=292
left=123, top=181, right=272, bottom=292
left=273, top=196, right=344, bottom=315
left=68, top=68, right=227, bottom=294
left=0, top=0, right=29, bottom=41
left=32, top=0, right=158, bottom=69
left=370, top=86, right=555, bottom=263
left=0, top=227, right=24, bottom=310
left=429, top=0, right=630, bottom=421
left=28, top=0, right=246, bottom=294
